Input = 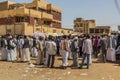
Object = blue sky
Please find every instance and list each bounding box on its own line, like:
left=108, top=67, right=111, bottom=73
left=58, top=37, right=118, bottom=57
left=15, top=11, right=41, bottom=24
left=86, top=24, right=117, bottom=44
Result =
left=1, top=0, right=120, bottom=30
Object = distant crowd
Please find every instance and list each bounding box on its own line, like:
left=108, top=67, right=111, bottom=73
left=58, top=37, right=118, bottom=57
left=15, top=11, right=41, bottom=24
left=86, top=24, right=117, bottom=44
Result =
left=0, top=33, right=120, bottom=69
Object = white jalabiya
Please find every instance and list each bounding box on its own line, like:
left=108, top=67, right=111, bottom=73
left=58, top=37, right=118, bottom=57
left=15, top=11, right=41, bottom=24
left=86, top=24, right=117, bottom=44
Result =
left=1, top=48, right=8, bottom=60
left=1, top=39, right=7, bottom=60
left=36, top=41, right=44, bottom=64
left=14, top=47, right=17, bottom=59
left=29, top=38, right=33, bottom=55
left=61, top=50, right=69, bottom=66
left=7, top=39, right=16, bottom=61
left=106, top=37, right=116, bottom=62
left=7, top=49, right=16, bottom=61
left=107, top=49, right=116, bottom=61
left=21, top=39, right=30, bottom=62
left=21, top=48, right=30, bottom=61
left=31, top=47, right=38, bottom=57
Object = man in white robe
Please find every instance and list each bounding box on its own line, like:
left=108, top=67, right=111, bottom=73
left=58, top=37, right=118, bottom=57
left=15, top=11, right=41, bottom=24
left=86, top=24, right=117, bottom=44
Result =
left=1, top=36, right=7, bottom=61
left=36, top=37, right=44, bottom=65
left=106, top=35, right=116, bottom=62
left=21, top=36, right=30, bottom=62
left=7, top=36, right=16, bottom=61
left=31, top=38, right=38, bottom=57
left=60, top=35, right=69, bottom=69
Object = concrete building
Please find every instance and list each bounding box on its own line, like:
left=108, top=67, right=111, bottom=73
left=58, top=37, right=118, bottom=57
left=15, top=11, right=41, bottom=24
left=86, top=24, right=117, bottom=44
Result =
left=89, top=26, right=111, bottom=35
left=0, top=0, right=73, bottom=35
left=74, top=18, right=111, bottom=35
left=74, top=18, right=96, bottom=34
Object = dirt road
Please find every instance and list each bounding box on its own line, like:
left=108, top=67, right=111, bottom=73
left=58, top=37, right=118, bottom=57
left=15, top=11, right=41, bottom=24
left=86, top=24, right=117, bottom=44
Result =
left=0, top=56, right=120, bottom=80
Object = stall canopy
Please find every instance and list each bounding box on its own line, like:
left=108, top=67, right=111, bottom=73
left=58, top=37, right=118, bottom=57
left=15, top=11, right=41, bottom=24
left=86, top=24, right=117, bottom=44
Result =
left=32, top=31, right=45, bottom=40
left=46, top=33, right=58, bottom=37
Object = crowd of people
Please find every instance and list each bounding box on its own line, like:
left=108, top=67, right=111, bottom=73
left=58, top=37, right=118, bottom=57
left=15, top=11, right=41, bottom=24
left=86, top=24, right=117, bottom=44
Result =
left=0, top=33, right=120, bottom=69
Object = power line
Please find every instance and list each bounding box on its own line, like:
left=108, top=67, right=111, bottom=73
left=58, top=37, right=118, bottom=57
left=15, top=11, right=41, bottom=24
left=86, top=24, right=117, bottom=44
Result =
left=114, top=0, right=120, bottom=15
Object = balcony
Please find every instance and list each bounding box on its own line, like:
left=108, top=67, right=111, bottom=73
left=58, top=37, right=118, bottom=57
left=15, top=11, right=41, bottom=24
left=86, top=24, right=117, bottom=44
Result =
left=41, top=12, right=53, bottom=20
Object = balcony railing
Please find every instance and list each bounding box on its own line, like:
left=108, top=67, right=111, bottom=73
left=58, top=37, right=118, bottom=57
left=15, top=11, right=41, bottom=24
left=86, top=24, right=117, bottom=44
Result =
left=41, top=12, right=53, bottom=20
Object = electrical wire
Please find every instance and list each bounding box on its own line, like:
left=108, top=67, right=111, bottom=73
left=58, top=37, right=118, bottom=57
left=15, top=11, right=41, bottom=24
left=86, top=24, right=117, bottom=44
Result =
left=114, top=0, right=120, bottom=15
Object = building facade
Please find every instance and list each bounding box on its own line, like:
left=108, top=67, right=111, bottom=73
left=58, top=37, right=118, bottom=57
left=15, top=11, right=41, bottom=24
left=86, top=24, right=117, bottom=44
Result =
left=74, top=18, right=96, bottom=34
left=89, top=26, right=111, bottom=35
left=74, top=18, right=111, bottom=35
left=0, top=0, right=73, bottom=35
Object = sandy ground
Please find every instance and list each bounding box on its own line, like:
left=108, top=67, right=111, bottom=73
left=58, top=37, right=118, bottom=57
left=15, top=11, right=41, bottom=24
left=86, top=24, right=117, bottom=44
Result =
left=0, top=55, right=120, bottom=80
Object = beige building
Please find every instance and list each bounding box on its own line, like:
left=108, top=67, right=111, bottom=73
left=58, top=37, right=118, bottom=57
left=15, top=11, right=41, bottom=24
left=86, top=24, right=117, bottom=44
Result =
left=0, top=0, right=73, bottom=36
left=111, top=30, right=119, bottom=35
left=89, top=26, right=111, bottom=35
left=74, top=18, right=111, bottom=35
left=74, top=18, right=95, bottom=34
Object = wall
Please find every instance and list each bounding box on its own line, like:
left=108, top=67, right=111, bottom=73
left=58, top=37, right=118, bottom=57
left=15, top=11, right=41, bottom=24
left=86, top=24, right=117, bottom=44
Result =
left=0, top=25, right=6, bottom=35
left=0, top=23, right=73, bottom=36
left=0, top=23, right=25, bottom=35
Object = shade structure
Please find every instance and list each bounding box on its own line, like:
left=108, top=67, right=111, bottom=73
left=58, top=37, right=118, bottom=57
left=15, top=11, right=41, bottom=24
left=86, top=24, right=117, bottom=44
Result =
left=71, top=33, right=78, bottom=36
left=32, top=31, right=45, bottom=40
left=46, top=33, right=58, bottom=37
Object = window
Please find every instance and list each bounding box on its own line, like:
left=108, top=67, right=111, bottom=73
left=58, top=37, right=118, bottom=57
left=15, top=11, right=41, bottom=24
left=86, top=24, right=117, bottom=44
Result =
left=95, top=29, right=99, bottom=33
left=16, top=16, right=28, bottom=22
left=90, top=28, right=94, bottom=33
left=100, top=29, right=104, bottom=33
left=105, top=29, right=109, bottom=33
left=76, top=24, right=79, bottom=27
left=34, top=18, right=38, bottom=24
left=24, top=16, right=29, bottom=22
left=7, top=16, right=12, bottom=23
left=43, top=21, right=51, bottom=26
left=16, top=17, right=20, bottom=22
left=80, top=23, right=83, bottom=27
left=79, top=30, right=83, bottom=33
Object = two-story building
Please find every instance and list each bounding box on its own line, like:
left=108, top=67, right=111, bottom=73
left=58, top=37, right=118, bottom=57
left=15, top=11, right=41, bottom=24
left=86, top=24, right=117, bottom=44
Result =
left=0, top=0, right=73, bottom=35
left=74, top=18, right=111, bottom=35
